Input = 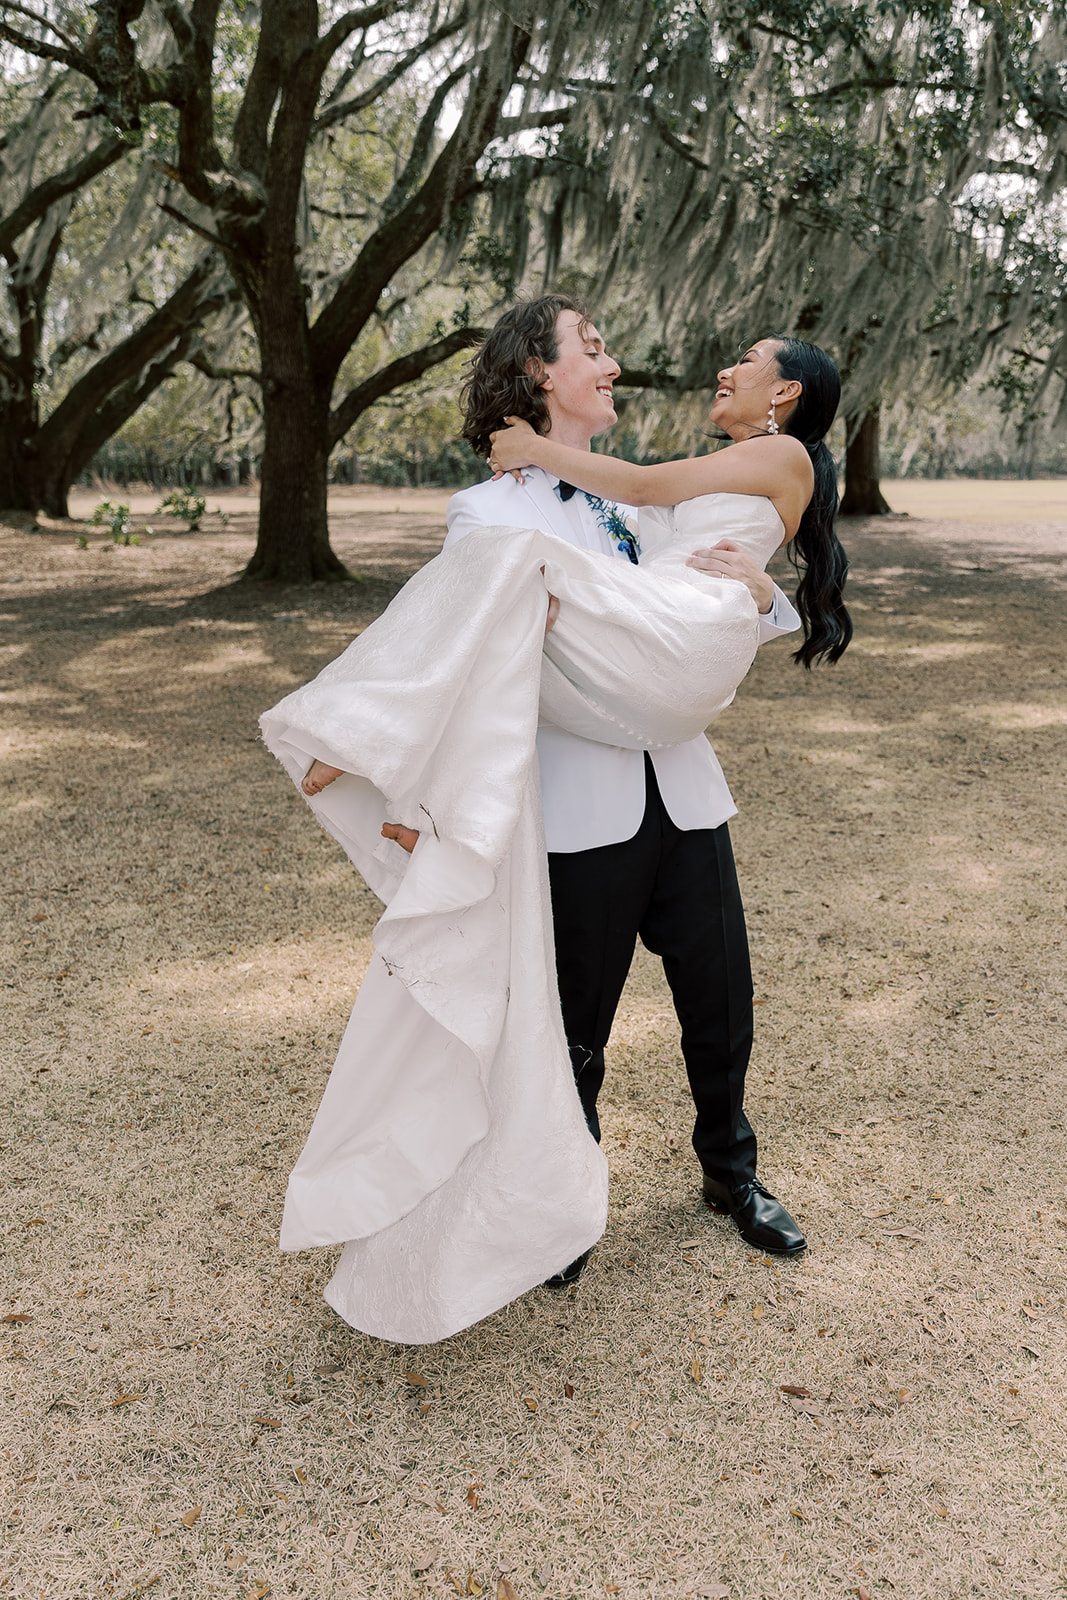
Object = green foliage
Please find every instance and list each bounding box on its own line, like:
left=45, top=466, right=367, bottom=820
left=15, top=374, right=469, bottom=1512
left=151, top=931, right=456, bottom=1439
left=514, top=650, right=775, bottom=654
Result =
left=158, top=490, right=207, bottom=531
left=90, top=501, right=139, bottom=545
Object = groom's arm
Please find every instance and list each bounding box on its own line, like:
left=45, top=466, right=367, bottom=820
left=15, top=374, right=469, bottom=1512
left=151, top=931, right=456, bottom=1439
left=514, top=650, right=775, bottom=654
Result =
left=444, top=483, right=493, bottom=547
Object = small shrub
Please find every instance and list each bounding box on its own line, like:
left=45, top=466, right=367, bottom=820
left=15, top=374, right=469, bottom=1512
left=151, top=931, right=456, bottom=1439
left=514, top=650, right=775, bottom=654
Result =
left=159, top=490, right=207, bottom=531
left=90, top=500, right=139, bottom=545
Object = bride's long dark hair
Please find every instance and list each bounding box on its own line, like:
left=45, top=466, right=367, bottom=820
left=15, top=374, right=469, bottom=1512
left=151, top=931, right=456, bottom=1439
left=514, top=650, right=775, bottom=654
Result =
left=768, top=336, right=852, bottom=668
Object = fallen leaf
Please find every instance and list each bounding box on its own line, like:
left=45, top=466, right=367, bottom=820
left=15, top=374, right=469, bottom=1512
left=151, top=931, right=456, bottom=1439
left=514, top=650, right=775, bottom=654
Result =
left=467, top=1487, right=480, bottom=1509
left=313, top=1361, right=343, bottom=1375
left=789, top=1507, right=811, bottom=1523
left=181, top=1506, right=201, bottom=1528
left=779, top=1385, right=811, bottom=1398
left=419, top=1402, right=431, bottom=1416
left=227, top=1552, right=246, bottom=1570
left=252, top=1416, right=282, bottom=1428
left=1020, top=1305, right=1039, bottom=1320
left=930, top=1499, right=948, bottom=1518
left=537, top=1563, right=553, bottom=1586
left=897, top=1389, right=913, bottom=1404
left=467, top=1574, right=483, bottom=1596
left=412, top=1548, right=436, bottom=1573
left=752, top=1305, right=763, bottom=1321
left=435, top=1500, right=447, bottom=1514
left=678, top=1238, right=703, bottom=1248
left=405, top=1370, right=427, bottom=1387
left=851, top=1588, right=873, bottom=1600
left=293, top=1468, right=306, bottom=1484
left=343, top=1530, right=358, bottom=1557
left=693, top=1587, right=731, bottom=1599
left=827, top=1126, right=847, bottom=1136
left=691, top=1356, right=703, bottom=1383
left=861, top=1209, right=892, bottom=1219
left=496, top=1580, right=520, bottom=1600
left=920, top=1317, right=940, bottom=1337
left=564, top=1383, right=574, bottom=1398
left=523, top=1397, right=537, bottom=1411
left=249, top=1586, right=270, bottom=1600
left=887, top=1229, right=925, bottom=1242
left=24, top=1218, right=45, bottom=1227
left=30, top=913, right=47, bottom=922
left=1, top=1313, right=31, bottom=1324
left=110, top=1394, right=144, bottom=1407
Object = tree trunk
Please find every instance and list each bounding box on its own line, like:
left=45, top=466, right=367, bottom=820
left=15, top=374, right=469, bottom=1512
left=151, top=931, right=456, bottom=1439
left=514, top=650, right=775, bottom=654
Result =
left=0, top=403, right=38, bottom=511
left=841, top=403, right=892, bottom=515
left=243, top=318, right=348, bottom=581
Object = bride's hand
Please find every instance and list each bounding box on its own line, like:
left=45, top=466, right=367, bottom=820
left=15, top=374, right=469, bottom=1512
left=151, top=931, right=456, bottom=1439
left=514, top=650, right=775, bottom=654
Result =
left=686, top=539, right=774, bottom=614
left=488, top=416, right=540, bottom=480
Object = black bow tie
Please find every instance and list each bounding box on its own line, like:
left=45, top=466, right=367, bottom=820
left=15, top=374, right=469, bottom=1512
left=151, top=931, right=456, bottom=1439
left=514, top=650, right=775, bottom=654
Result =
left=556, top=480, right=579, bottom=502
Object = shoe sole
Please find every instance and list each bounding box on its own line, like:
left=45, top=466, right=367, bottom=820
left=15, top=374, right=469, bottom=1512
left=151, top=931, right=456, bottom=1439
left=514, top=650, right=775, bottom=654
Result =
left=738, top=1234, right=807, bottom=1256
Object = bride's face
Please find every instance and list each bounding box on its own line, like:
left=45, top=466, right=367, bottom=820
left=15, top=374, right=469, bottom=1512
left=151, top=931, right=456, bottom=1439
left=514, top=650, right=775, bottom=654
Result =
left=709, top=339, right=797, bottom=438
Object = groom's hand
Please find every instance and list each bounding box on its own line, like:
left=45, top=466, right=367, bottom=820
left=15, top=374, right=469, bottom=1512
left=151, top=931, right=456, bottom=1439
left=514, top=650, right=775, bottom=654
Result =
left=686, top=540, right=775, bottom=614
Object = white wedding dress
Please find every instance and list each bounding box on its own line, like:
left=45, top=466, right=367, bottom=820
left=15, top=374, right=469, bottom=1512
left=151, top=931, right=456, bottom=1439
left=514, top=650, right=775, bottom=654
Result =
left=260, top=493, right=784, bottom=1344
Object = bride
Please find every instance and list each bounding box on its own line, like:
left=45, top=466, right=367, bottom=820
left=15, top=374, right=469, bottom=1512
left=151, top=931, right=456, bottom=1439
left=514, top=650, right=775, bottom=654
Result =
left=260, top=332, right=849, bottom=1345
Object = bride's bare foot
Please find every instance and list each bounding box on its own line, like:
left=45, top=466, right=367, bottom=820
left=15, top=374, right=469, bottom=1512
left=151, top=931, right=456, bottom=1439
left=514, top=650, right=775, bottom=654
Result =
left=381, top=822, right=419, bottom=854
left=302, top=760, right=344, bottom=796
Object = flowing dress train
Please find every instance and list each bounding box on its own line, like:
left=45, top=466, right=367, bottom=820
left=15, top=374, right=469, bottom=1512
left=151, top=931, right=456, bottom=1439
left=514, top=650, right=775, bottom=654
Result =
left=260, top=493, right=784, bottom=1343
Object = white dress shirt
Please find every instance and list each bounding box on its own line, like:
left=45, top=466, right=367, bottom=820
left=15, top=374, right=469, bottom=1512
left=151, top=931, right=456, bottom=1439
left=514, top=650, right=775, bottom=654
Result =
left=444, top=466, right=801, bottom=852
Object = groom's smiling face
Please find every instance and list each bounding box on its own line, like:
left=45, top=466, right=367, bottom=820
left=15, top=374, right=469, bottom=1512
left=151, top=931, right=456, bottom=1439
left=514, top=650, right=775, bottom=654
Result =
left=536, top=311, right=621, bottom=446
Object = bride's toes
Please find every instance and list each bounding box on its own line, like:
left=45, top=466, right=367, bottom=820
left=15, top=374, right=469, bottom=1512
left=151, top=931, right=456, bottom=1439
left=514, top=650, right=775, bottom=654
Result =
left=301, top=760, right=344, bottom=796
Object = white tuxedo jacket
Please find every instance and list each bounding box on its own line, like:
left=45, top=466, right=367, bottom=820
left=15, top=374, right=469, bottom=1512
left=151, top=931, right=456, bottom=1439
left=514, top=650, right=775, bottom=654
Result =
left=444, top=467, right=801, bottom=853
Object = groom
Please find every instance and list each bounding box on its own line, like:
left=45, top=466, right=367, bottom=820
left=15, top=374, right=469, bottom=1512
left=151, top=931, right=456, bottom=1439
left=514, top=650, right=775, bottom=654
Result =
left=444, top=294, right=806, bottom=1270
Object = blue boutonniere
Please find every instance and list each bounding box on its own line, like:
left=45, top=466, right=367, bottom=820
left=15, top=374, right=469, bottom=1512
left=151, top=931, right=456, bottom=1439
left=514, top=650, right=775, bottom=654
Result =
left=585, top=494, right=640, bottom=564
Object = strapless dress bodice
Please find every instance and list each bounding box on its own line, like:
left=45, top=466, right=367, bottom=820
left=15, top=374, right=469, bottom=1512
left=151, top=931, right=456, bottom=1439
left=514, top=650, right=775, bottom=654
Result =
left=638, top=492, right=786, bottom=574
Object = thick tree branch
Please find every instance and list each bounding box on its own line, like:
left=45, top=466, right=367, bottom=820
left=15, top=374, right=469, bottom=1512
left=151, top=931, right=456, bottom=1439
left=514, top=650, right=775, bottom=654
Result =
left=34, top=254, right=224, bottom=457
left=0, top=132, right=127, bottom=255
left=313, top=0, right=407, bottom=73
left=314, top=10, right=468, bottom=134
left=497, top=103, right=574, bottom=135
left=161, top=0, right=223, bottom=194
left=0, top=18, right=96, bottom=78
left=379, top=61, right=470, bottom=220
left=159, top=200, right=229, bottom=253
left=647, top=103, right=710, bottom=172
left=329, top=327, right=484, bottom=443
left=309, top=24, right=530, bottom=379
left=0, top=1, right=83, bottom=49
left=188, top=354, right=263, bottom=384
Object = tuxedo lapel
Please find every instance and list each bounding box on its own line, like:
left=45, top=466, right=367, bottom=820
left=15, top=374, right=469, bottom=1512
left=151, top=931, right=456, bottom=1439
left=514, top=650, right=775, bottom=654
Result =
left=517, top=473, right=574, bottom=543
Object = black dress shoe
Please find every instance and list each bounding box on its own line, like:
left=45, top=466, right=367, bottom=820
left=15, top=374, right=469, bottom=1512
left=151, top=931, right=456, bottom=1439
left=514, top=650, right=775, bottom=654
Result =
left=543, top=1248, right=592, bottom=1288
left=702, top=1175, right=806, bottom=1256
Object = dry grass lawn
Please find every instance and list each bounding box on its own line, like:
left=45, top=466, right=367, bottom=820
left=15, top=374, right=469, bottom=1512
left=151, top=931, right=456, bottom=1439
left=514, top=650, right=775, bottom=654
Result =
left=2, top=482, right=1066, bottom=1600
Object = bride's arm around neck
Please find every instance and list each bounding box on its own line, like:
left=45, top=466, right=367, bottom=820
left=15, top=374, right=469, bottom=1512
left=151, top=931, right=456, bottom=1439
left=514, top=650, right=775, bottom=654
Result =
left=490, top=424, right=813, bottom=533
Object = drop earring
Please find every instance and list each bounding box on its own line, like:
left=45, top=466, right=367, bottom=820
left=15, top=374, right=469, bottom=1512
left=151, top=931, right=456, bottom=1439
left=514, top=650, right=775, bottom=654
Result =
left=767, top=401, right=780, bottom=436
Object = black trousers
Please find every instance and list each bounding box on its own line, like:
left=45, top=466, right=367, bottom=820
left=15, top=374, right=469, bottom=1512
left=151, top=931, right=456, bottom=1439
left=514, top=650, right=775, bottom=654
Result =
left=547, top=756, right=757, bottom=1186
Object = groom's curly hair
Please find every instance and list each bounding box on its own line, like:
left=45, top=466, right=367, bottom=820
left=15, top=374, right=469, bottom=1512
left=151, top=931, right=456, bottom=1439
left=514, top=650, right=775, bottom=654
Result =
left=459, top=294, right=590, bottom=458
